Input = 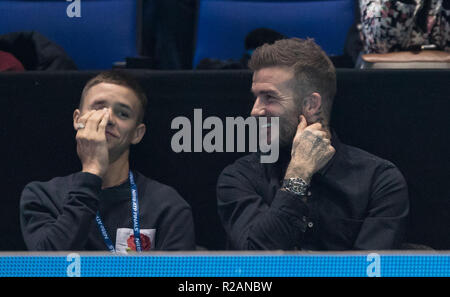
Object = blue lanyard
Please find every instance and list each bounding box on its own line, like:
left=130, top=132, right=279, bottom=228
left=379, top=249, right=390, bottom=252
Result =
left=95, top=171, right=141, bottom=252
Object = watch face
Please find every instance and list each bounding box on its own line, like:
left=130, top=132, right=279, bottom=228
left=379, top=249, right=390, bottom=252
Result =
left=283, top=178, right=309, bottom=196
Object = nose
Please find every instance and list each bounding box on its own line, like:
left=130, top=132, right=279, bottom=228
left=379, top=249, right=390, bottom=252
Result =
left=250, top=97, right=266, bottom=117
left=106, top=107, right=115, bottom=126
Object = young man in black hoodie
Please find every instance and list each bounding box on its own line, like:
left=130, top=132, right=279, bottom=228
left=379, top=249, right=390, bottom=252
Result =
left=20, top=71, right=195, bottom=252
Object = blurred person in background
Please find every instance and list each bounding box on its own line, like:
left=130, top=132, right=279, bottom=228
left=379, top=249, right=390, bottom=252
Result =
left=359, top=0, right=450, bottom=54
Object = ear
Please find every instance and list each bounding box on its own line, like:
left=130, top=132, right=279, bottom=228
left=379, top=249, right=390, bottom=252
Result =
left=73, top=109, right=81, bottom=131
left=131, top=123, right=146, bottom=145
left=302, top=92, right=322, bottom=123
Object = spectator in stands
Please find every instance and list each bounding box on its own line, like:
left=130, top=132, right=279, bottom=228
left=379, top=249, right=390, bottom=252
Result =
left=20, top=70, right=195, bottom=252
left=0, top=31, right=77, bottom=70
left=0, top=50, right=25, bottom=71
left=240, top=28, right=287, bottom=68
left=359, top=0, right=450, bottom=54
left=343, top=0, right=364, bottom=67
left=142, top=0, right=198, bottom=69
left=217, top=38, right=409, bottom=250
left=196, top=27, right=286, bottom=69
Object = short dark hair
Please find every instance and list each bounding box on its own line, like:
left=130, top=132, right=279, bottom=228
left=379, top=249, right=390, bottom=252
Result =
left=80, top=70, right=148, bottom=123
left=248, top=38, right=336, bottom=120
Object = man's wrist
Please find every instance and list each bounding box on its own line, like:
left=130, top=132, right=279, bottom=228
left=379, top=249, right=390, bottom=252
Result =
left=284, top=167, right=312, bottom=184
left=82, top=166, right=105, bottom=179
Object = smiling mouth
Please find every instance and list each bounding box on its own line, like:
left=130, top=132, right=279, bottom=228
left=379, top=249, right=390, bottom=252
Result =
left=105, top=131, right=118, bottom=138
left=259, top=117, right=272, bottom=129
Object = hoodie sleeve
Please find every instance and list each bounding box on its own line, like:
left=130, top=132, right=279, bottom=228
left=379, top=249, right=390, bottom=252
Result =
left=20, top=172, right=102, bottom=251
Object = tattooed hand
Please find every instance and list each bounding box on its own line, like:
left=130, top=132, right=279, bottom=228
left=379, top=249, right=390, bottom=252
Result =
left=284, top=115, right=335, bottom=184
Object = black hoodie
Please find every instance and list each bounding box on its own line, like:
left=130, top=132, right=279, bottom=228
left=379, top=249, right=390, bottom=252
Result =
left=20, top=171, right=195, bottom=252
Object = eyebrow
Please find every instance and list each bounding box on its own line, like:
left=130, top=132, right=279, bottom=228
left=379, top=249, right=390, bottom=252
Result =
left=90, top=99, right=133, bottom=112
left=251, top=89, right=279, bottom=97
left=116, top=102, right=133, bottom=112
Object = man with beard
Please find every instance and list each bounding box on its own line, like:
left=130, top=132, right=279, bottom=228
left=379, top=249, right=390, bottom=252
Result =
left=217, top=38, right=409, bottom=250
left=20, top=70, right=195, bottom=252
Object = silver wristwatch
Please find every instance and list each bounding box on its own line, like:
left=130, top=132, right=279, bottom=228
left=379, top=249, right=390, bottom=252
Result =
left=281, top=177, right=310, bottom=196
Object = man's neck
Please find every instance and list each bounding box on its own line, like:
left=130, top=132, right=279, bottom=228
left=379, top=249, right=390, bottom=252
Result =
left=102, top=151, right=130, bottom=189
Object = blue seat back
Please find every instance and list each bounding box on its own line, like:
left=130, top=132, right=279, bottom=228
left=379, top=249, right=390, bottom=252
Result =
left=0, top=0, right=137, bottom=69
left=194, top=0, right=355, bottom=67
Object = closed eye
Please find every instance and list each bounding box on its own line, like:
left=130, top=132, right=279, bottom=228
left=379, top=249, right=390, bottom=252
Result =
left=91, top=103, right=105, bottom=110
left=261, top=94, right=278, bottom=103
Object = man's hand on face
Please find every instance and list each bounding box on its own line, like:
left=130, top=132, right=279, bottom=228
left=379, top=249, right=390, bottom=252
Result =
left=284, top=115, right=335, bottom=184
left=75, top=108, right=110, bottom=179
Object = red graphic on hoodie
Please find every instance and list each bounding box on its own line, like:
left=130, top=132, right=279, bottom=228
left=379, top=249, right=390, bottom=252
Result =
left=127, top=233, right=151, bottom=251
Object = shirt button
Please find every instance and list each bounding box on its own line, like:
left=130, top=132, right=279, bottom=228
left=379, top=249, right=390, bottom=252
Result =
left=307, top=222, right=314, bottom=228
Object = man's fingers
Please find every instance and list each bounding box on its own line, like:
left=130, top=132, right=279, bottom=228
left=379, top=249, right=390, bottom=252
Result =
left=98, top=110, right=109, bottom=132
left=301, top=128, right=328, bottom=140
left=312, top=130, right=328, bottom=140
left=297, top=115, right=308, bottom=132
left=76, top=110, right=96, bottom=127
left=85, top=108, right=108, bottom=131
left=297, top=116, right=327, bottom=134
left=327, top=145, right=336, bottom=159
left=305, top=122, right=325, bottom=132
left=323, top=138, right=331, bottom=145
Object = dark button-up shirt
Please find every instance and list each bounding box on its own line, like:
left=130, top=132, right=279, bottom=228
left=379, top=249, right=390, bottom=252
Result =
left=217, top=134, right=409, bottom=250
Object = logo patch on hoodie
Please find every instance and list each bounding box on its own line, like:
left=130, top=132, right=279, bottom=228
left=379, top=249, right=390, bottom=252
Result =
left=115, top=228, right=156, bottom=253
